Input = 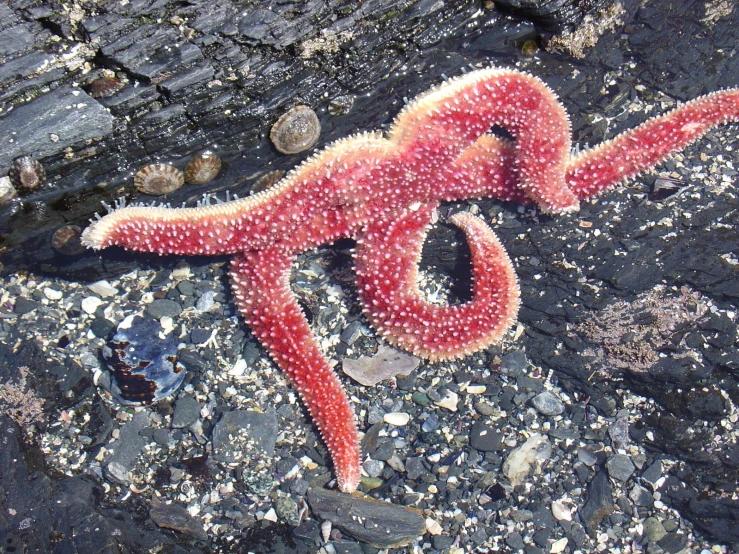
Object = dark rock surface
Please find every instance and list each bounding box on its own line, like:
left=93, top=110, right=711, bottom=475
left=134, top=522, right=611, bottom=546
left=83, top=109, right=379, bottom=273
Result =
left=306, top=488, right=426, bottom=548
left=0, top=415, right=203, bottom=553
left=0, top=0, right=738, bottom=551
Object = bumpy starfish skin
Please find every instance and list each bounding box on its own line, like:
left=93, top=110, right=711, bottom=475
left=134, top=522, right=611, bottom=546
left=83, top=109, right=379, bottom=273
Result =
left=82, top=68, right=739, bottom=493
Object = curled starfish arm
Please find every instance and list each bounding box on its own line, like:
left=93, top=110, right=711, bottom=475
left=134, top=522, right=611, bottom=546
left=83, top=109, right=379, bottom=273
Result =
left=443, top=134, right=528, bottom=205
left=355, top=203, right=520, bottom=362
left=229, top=250, right=361, bottom=493
left=567, top=88, right=739, bottom=200
left=389, top=68, right=578, bottom=212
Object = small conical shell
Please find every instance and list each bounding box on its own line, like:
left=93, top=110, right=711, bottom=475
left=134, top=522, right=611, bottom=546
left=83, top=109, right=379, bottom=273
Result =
left=134, top=163, right=184, bottom=195
left=184, top=150, right=222, bottom=184
left=8, top=156, right=46, bottom=190
left=270, top=105, right=321, bottom=154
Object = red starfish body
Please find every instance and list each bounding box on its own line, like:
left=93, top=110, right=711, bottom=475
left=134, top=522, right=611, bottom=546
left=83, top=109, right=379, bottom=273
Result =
left=82, top=68, right=739, bottom=492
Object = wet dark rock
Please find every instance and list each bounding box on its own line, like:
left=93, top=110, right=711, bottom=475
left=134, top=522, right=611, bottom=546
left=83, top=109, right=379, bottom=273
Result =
left=105, top=410, right=150, bottom=484
left=0, top=86, right=114, bottom=171
left=172, top=395, right=202, bottom=429
left=150, top=499, right=208, bottom=541
left=491, top=0, right=615, bottom=33
left=306, top=488, right=425, bottom=548
left=0, top=415, right=191, bottom=553
left=212, top=410, right=278, bottom=464
left=578, top=470, right=614, bottom=532
left=469, top=420, right=503, bottom=452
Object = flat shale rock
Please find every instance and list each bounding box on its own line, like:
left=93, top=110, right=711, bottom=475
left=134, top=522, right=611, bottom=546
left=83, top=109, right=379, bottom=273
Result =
left=0, top=86, right=114, bottom=170
left=306, top=488, right=425, bottom=548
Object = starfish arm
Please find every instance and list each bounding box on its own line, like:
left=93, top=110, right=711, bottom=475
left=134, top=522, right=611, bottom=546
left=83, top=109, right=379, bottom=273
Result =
left=229, top=250, right=361, bottom=493
left=568, top=88, right=739, bottom=199
left=442, top=134, right=530, bottom=205
left=388, top=68, right=578, bottom=213
left=80, top=134, right=397, bottom=256
left=355, top=203, right=520, bottom=362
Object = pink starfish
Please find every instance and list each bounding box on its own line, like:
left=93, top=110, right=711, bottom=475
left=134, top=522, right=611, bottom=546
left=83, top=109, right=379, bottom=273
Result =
left=82, top=68, right=739, bottom=493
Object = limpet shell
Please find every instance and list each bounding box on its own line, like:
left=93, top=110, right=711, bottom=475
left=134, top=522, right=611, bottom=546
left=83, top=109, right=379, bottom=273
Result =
left=270, top=105, right=321, bottom=154
left=250, top=169, right=285, bottom=195
left=0, top=176, right=17, bottom=205
left=51, top=225, right=86, bottom=256
left=134, top=163, right=184, bottom=195
left=8, top=156, right=46, bottom=190
left=184, top=150, right=222, bottom=184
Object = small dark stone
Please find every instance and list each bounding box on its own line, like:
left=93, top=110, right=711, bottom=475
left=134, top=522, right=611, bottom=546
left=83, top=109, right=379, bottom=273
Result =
left=469, top=420, right=503, bottom=452
left=146, top=299, right=183, bottom=319
left=306, top=488, right=425, bottom=549
left=172, top=395, right=201, bottom=429
left=578, top=470, right=614, bottom=532
left=149, top=500, right=208, bottom=540
left=13, top=296, right=39, bottom=314
left=405, top=457, right=427, bottom=480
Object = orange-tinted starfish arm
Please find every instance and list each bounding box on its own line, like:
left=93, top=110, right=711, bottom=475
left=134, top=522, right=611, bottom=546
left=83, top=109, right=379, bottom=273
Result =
left=390, top=68, right=578, bottom=213
left=567, top=88, right=739, bottom=199
left=229, top=249, right=361, bottom=493
left=355, top=203, right=520, bottom=361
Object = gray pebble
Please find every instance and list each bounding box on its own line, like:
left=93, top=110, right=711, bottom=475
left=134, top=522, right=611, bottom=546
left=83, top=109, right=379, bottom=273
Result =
left=629, top=484, right=653, bottom=506
left=405, top=457, right=427, bottom=480
left=177, top=280, right=195, bottom=296
left=577, top=447, right=598, bottom=467
left=641, top=459, right=663, bottom=486
left=500, top=350, right=529, bottom=375
left=152, top=428, right=171, bottom=446
left=195, top=290, right=216, bottom=312
left=146, top=298, right=182, bottom=319
left=172, top=395, right=201, bottom=429
left=363, top=458, right=384, bottom=478
left=606, top=454, right=635, bottom=482
left=643, top=516, right=667, bottom=542
left=531, top=390, right=565, bottom=416
left=105, top=411, right=150, bottom=484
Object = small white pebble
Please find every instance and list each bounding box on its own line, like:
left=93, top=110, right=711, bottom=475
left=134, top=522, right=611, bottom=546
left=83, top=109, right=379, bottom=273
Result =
left=81, top=296, right=103, bottom=314
left=228, top=358, right=248, bottom=376
left=551, top=500, right=572, bottom=521
left=425, top=517, right=442, bottom=535
left=434, top=390, right=459, bottom=411
left=44, top=287, right=63, bottom=300
left=383, top=412, right=410, bottom=426
left=550, top=537, right=568, bottom=553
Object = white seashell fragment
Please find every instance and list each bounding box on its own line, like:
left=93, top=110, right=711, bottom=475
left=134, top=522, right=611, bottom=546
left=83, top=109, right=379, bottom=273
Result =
left=551, top=500, right=572, bottom=521
left=81, top=296, right=103, bottom=314
left=425, top=517, right=443, bottom=535
left=502, top=433, right=552, bottom=486
left=321, top=520, right=332, bottom=542
left=550, top=537, right=568, bottom=553
left=434, top=390, right=459, bottom=412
